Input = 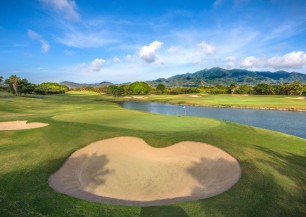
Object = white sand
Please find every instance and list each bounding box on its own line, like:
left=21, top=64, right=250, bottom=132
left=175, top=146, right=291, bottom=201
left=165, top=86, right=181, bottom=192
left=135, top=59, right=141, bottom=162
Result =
left=189, top=94, right=202, bottom=98
left=132, top=96, right=148, bottom=99
left=286, top=97, right=305, bottom=100
left=49, top=137, right=241, bottom=206
left=231, top=94, right=249, bottom=97
left=0, top=121, right=49, bottom=131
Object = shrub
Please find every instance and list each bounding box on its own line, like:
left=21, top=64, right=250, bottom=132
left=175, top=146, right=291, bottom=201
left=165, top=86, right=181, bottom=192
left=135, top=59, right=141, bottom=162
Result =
left=34, top=82, right=69, bottom=95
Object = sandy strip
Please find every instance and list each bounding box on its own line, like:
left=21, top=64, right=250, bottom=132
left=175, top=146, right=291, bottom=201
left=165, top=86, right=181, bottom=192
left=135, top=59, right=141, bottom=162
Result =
left=231, top=94, right=249, bottom=97
left=132, top=96, right=148, bottom=99
left=286, top=97, right=305, bottom=100
left=0, top=121, right=49, bottom=131
left=189, top=94, right=202, bottom=98
left=49, top=137, right=241, bottom=206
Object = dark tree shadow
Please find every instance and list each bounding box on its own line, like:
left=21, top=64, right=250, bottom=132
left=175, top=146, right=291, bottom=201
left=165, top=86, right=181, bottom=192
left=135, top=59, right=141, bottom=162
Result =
left=255, top=145, right=306, bottom=170
left=49, top=152, right=114, bottom=204
left=186, top=157, right=241, bottom=198
left=189, top=153, right=306, bottom=217
left=77, top=153, right=113, bottom=188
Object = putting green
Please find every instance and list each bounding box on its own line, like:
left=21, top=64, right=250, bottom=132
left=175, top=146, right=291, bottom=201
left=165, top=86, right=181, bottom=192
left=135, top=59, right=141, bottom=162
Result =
left=53, top=109, right=221, bottom=132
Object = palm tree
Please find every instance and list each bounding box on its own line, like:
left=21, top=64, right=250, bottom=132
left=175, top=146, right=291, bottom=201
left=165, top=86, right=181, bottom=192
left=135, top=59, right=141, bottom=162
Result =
left=229, top=83, right=238, bottom=94
left=9, top=75, right=20, bottom=95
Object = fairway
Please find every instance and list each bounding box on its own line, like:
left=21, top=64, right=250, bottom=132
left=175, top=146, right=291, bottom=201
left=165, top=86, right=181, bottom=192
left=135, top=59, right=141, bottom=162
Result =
left=0, top=92, right=306, bottom=217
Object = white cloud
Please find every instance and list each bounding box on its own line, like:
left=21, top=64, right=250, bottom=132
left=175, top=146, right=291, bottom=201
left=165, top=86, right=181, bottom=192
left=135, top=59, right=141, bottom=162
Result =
left=57, top=30, right=117, bottom=48
left=139, top=40, right=164, bottom=63
left=197, top=41, right=216, bottom=55
left=27, top=29, right=50, bottom=53
left=267, top=51, right=306, bottom=69
left=112, top=57, right=120, bottom=63
left=90, top=58, right=106, bottom=71
left=240, top=56, right=262, bottom=68
left=58, top=55, right=197, bottom=83
left=64, top=49, right=75, bottom=55
left=28, top=29, right=40, bottom=40
left=40, top=0, right=79, bottom=21
left=125, top=54, right=139, bottom=62
left=40, top=40, right=50, bottom=53
left=166, top=46, right=179, bottom=53
left=225, top=56, right=237, bottom=68
left=226, top=51, right=306, bottom=70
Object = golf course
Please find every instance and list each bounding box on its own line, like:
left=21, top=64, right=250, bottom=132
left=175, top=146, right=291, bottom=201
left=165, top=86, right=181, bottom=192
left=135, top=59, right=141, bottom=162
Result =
left=0, top=91, right=305, bottom=217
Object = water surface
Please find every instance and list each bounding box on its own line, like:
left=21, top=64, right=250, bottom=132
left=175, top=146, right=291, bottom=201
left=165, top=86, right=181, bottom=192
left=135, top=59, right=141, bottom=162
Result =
left=119, top=101, right=306, bottom=139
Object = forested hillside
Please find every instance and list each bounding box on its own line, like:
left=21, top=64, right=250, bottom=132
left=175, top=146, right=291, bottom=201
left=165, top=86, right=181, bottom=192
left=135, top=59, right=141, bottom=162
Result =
left=147, top=67, right=306, bottom=87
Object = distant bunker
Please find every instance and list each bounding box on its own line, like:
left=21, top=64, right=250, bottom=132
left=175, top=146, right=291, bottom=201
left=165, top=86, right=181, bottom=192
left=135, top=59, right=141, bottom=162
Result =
left=0, top=121, right=49, bottom=131
left=49, top=137, right=241, bottom=206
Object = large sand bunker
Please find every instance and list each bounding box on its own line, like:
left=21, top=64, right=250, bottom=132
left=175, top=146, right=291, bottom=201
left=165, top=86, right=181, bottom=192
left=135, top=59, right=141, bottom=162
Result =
left=49, top=137, right=241, bottom=206
left=0, top=121, right=49, bottom=131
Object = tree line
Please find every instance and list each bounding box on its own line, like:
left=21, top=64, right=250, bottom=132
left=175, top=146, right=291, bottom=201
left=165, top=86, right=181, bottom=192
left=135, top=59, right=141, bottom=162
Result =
left=71, top=81, right=306, bottom=96
left=0, top=75, right=68, bottom=95
left=1, top=75, right=305, bottom=97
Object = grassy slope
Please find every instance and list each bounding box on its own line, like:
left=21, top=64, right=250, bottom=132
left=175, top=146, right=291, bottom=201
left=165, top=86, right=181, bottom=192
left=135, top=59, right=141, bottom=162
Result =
left=0, top=91, right=305, bottom=217
left=101, top=93, right=306, bottom=111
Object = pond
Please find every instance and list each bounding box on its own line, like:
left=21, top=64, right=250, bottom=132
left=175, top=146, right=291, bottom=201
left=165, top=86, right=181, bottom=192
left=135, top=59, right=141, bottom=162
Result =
left=119, top=101, right=306, bottom=139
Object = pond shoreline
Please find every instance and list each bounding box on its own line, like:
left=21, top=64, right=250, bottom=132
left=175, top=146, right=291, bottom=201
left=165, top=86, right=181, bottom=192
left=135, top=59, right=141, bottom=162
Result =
left=118, top=100, right=306, bottom=139
left=112, top=98, right=306, bottom=112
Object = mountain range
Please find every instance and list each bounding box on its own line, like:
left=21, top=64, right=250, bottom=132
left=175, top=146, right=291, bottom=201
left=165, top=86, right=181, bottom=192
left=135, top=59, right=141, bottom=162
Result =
left=60, top=81, right=113, bottom=88
left=146, top=68, right=306, bottom=87
left=61, top=68, right=306, bottom=88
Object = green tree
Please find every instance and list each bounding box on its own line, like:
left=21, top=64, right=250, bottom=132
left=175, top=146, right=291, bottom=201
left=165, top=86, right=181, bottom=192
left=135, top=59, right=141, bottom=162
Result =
left=128, top=82, right=151, bottom=95
left=0, top=76, right=3, bottom=91
left=34, top=82, right=68, bottom=95
left=156, top=84, right=166, bottom=94
left=303, top=83, right=306, bottom=96
left=272, top=84, right=284, bottom=95
left=236, top=85, right=253, bottom=94
left=94, top=86, right=108, bottom=93
left=18, top=79, right=36, bottom=95
left=281, top=83, right=290, bottom=95
left=253, top=83, right=274, bottom=95
left=107, top=85, right=125, bottom=97
left=121, top=84, right=130, bottom=95
left=229, top=83, right=238, bottom=94
left=5, top=75, right=20, bottom=95
left=289, top=81, right=303, bottom=95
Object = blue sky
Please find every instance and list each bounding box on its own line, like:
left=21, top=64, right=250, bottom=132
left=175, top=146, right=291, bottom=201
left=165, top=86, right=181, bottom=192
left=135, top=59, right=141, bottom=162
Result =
left=1, top=0, right=306, bottom=83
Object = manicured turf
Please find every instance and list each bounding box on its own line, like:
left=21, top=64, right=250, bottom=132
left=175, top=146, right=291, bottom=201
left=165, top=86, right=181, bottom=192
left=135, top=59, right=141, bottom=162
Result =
left=102, top=93, right=306, bottom=111
left=0, top=91, right=305, bottom=217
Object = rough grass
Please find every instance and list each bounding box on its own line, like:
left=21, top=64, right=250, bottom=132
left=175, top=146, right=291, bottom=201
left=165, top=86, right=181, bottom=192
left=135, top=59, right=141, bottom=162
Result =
left=0, top=91, right=305, bottom=217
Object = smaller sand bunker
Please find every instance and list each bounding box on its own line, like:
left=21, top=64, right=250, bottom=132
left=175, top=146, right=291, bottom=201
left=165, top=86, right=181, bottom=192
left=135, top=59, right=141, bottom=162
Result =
left=49, top=137, right=241, bottom=206
left=286, top=97, right=305, bottom=100
left=231, top=94, right=249, bottom=97
left=0, top=121, right=49, bottom=131
left=132, top=96, right=148, bottom=99
left=189, top=94, right=202, bottom=98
